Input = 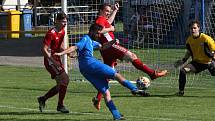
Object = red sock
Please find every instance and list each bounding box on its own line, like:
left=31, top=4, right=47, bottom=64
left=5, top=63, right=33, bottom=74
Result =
left=132, top=59, right=155, bottom=75
left=44, top=85, right=59, bottom=100
left=96, top=92, right=103, bottom=102
left=58, top=85, right=67, bottom=107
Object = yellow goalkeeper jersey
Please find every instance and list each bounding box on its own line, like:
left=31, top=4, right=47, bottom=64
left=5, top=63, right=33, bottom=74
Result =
left=186, top=33, right=215, bottom=64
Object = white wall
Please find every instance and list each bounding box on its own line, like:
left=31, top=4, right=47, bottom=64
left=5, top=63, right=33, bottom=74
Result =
left=2, top=0, right=28, bottom=10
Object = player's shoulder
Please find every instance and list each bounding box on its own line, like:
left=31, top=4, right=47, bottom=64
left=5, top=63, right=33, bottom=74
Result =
left=95, top=16, right=106, bottom=22
left=200, top=33, right=214, bottom=43
left=186, top=35, right=193, bottom=42
left=47, top=27, right=56, bottom=34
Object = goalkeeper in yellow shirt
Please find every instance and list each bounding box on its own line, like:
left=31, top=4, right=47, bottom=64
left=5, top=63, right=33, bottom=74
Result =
left=175, top=20, right=215, bottom=96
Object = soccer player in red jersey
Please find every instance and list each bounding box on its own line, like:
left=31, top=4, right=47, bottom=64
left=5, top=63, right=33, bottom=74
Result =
left=37, top=11, right=70, bottom=113
left=92, top=3, right=168, bottom=110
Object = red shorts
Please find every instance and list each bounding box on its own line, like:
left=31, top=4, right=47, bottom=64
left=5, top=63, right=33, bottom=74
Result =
left=100, top=44, right=128, bottom=67
left=44, top=57, right=65, bottom=79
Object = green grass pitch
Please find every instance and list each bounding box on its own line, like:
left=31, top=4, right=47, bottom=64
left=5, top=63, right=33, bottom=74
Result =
left=0, top=65, right=215, bottom=121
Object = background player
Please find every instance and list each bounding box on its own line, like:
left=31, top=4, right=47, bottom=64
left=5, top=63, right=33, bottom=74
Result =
left=54, top=24, right=149, bottom=120
left=174, top=20, right=215, bottom=96
left=37, top=11, right=70, bottom=113
left=93, top=2, right=168, bottom=110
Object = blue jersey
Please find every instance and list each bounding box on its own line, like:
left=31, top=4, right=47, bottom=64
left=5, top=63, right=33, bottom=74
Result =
left=76, top=35, right=100, bottom=68
left=75, top=35, right=116, bottom=93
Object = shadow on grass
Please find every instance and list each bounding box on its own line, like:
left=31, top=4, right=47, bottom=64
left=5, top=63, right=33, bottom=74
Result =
left=112, top=93, right=215, bottom=98
left=0, top=86, right=97, bottom=94
left=0, top=119, right=112, bottom=121
left=0, top=111, right=113, bottom=121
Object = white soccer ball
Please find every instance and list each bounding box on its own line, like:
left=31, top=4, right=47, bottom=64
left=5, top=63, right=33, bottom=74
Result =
left=136, top=76, right=151, bottom=90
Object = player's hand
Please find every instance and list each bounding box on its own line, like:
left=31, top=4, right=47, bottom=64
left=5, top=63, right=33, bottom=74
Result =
left=109, top=25, right=115, bottom=32
left=54, top=52, right=62, bottom=56
left=114, top=39, right=119, bottom=44
left=174, top=59, right=184, bottom=68
left=68, top=52, right=77, bottom=58
left=114, top=2, right=119, bottom=11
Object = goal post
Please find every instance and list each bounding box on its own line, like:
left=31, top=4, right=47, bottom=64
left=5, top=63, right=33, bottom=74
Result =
left=62, top=0, right=68, bottom=73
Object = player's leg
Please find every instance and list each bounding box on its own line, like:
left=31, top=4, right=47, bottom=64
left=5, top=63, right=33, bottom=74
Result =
left=103, top=89, right=125, bottom=120
left=176, top=61, right=208, bottom=96
left=86, top=75, right=124, bottom=120
left=92, top=59, right=149, bottom=96
left=38, top=62, right=60, bottom=112
left=208, top=60, right=215, bottom=76
left=55, top=72, right=70, bottom=113
left=111, top=44, right=167, bottom=80
left=38, top=60, right=69, bottom=113
left=114, top=72, right=150, bottom=96
left=93, top=61, right=116, bottom=110
left=123, top=50, right=167, bottom=80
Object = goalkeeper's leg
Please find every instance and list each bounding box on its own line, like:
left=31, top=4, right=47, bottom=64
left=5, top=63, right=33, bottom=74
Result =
left=177, top=68, right=187, bottom=96
left=176, top=62, right=206, bottom=96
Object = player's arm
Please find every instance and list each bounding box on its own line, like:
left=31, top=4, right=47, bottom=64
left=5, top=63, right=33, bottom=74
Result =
left=54, top=46, right=77, bottom=56
left=107, top=2, right=119, bottom=24
left=205, top=37, right=215, bottom=60
left=100, top=25, right=115, bottom=34
left=42, top=44, right=60, bottom=67
left=174, top=46, right=191, bottom=68
left=183, top=50, right=191, bottom=62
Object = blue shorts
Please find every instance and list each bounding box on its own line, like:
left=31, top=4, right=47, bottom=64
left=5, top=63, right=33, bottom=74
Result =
left=80, top=60, right=116, bottom=94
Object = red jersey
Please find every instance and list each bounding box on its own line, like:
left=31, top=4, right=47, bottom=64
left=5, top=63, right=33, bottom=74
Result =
left=43, top=27, right=65, bottom=55
left=95, top=16, right=115, bottom=44
left=43, top=27, right=65, bottom=79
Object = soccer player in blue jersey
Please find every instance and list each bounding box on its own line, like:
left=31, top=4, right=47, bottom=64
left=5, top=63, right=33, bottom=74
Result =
left=54, top=24, right=148, bottom=120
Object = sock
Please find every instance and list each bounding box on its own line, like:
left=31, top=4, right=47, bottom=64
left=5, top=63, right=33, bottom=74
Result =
left=132, top=59, right=155, bottom=75
left=58, top=85, right=67, bottom=107
left=44, top=85, right=59, bottom=100
left=106, top=100, right=121, bottom=119
left=96, top=92, right=103, bottom=102
left=121, top=80, right=137, bottom=91
left=179, top=69, right=186, bottom=91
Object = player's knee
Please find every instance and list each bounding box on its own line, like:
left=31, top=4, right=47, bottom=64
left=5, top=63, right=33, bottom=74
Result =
left=56, top=73, right=69, bottom=86
left=61, top=79, right=69, bottom=86
left=124, top=51, right=137, bottom=61
left=180, top=67, right=187, bottom=74
left=103, top=90, right=111, bottom=101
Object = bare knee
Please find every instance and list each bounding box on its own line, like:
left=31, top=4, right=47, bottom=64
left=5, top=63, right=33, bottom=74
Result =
left=114, top=73, right=125, bottom=84
left=124, top=51, right=137, bottom=61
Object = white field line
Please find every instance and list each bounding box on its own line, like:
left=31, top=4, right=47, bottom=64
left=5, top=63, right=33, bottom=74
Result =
left=0, top=104, right=176, bottom=121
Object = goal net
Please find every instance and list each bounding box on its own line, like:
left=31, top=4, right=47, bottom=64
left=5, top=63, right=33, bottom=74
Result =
left=67, top=0, right=214, bottom=88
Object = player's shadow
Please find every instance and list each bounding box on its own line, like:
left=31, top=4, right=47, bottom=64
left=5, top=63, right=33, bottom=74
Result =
left=112, top=94, right=215, bottom=98
left=0, top=111, right=113, bottom=121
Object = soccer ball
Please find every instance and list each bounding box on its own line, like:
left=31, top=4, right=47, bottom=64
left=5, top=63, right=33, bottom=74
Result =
left=136, top=76, right=151, bottom=90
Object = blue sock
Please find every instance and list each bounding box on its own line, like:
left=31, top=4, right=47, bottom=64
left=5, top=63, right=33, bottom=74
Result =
left=122, top=80, right=137, bottom=91
left=106, top=100, right=121, bottom=119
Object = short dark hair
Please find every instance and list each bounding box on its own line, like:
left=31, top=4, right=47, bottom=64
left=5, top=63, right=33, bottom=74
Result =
left=56, top=11, right=67, bottom=20
left=189, top=20, right=201, bottom=28
left=99, top=3, right=112, bottom=10
left=88, top=24, right=103, bottom=40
